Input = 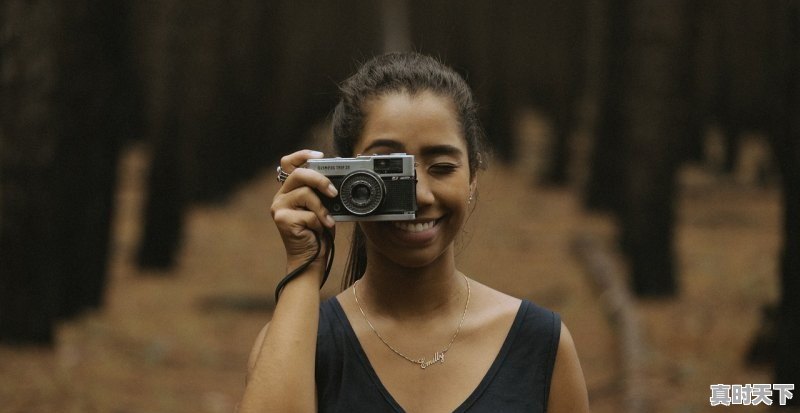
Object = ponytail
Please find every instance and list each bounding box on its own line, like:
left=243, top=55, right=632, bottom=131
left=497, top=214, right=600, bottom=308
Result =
left=341, top=224, right=367, bottom=290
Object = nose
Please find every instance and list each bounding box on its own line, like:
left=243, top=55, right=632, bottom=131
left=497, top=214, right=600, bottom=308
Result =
left=415, top=172, right=434, bottom=208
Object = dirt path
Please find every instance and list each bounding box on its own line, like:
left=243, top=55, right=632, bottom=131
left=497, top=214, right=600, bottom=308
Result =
left=0, top=142, right=784, bottom=412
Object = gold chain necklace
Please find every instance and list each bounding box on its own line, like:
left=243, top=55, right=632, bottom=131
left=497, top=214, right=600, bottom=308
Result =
left=352, top=275, right=470, bottom=369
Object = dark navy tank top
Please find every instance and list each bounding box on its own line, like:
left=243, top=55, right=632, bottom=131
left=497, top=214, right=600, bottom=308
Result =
left=315, top=297, right=561, bottom=412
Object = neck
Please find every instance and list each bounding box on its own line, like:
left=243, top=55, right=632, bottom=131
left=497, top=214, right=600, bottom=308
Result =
left=356, top=248, right=465, bottom=319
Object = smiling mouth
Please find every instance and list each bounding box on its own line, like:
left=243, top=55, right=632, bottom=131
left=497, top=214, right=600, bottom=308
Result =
left=392, top=219, right=440, bottom=233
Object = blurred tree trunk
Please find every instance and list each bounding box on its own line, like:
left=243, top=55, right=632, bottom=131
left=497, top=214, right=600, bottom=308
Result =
left=1, top=0, right=141, bottom=343
left=267, top=0, right=382, bottom=152
left=408, top=0, right=505, bottom=160
left=409, top=0, right=586, bottom=180
left=767, top=0, right=800, bottom=396
left=485, top=0, right=587, bottom=179
left=1, top=0, right=65, bottom=344
left=684, top=0, right=723, bottom=164
left=583, top=0, right=627, bottom=213
left=381, top=0, right=411, bottom=52
left=135, top=0, right=383, bottom=270
left=711, top=0, right=774, bottom=175
left=136, top=0, right=223, bottom=268
left=619, top=0, right=691, bottom=296
left=586, top=0, right=690, bottom=296
left=56, top=0, right=142, bottom=316
left=534, top=0, right=587, bottom=186
left=135, top=0, right=282, bottom=269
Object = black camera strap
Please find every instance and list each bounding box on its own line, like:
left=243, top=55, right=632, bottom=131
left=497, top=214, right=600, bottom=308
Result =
left=274, top=227, right=335, bottom=303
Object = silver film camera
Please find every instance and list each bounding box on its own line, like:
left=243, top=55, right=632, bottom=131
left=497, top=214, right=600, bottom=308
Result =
left=307, top=154, right=417, bottom=221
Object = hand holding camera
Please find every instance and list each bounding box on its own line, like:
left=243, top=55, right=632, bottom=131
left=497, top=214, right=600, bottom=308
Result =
left=271, top=150, right=338, bottom=274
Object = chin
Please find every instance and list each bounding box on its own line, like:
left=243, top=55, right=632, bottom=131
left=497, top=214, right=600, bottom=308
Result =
left=380, top=247, right=452, bottom=271
left=360, top=213, right=463, bottom=269
left=370, top=227, right=454, bottom=268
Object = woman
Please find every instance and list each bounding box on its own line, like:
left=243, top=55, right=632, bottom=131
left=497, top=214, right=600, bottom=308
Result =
left=239, top=52, right=589, bottom=412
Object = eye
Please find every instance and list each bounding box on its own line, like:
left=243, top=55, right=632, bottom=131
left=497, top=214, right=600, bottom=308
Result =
left=428, top=163, right=459, bottom=175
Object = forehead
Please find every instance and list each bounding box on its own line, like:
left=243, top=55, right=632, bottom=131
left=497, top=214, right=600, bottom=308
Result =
left=355, top=91, right=466, bottom=156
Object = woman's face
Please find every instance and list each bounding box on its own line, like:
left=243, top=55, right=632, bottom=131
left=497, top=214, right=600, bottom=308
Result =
left=354, top=91, right=475, bottom=269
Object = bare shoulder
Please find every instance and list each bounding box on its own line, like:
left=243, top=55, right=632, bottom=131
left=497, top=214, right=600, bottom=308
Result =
left=465, top=278, right=522, bottom=325
left=548, top=322, right=590, bottom=412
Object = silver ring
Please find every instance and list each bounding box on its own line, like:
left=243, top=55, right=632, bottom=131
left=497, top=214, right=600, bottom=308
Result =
left=276, top=165, right=290, bottom=183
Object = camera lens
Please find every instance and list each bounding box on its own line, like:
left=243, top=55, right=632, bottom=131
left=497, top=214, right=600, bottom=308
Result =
left=351, top=184, right=371, bottom=204
left=340, top=170, right=385, bottom=216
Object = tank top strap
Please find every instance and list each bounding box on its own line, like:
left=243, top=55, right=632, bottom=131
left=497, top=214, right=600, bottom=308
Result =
left=455, top=299, right=561, bottom=412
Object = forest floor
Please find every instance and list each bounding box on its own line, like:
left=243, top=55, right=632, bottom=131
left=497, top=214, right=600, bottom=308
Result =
left=0, top=121, right=789, bottom=412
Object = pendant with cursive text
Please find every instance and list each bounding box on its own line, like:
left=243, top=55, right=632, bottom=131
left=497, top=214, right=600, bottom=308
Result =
left=419, top=351, right=445, bottom=369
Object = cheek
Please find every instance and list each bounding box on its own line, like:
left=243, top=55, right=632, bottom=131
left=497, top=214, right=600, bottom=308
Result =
left=436, top=183, right=470, bottom=212
left=443, top=174, right=472, bottom=201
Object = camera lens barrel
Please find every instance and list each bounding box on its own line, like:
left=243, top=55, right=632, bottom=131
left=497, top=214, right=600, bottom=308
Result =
left=339, top=170, right=385, bottom=216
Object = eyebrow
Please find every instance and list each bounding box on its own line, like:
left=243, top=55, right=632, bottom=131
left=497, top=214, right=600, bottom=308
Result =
left=420, top=144, right=463, bottom=158
left=361, top=139, right=464, bottom=158
left=361, top=139, right=403, bottom=154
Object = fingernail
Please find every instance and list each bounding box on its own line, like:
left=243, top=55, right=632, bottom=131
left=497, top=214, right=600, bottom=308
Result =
left=309, top=150, right=324, bottom=157
left=328, top=184, right=338, bottom=196
left=326, top=215, right=336, bottom=226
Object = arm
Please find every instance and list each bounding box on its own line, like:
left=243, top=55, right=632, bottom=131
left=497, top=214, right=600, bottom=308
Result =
left=238, top=150, right=337, bottom=413
left=240, top=273, right=322, bottom=412
left=548, top=322, right=590, bottom=413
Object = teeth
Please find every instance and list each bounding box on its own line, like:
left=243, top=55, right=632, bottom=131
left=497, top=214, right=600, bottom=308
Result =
left=393, top=220, right=437, bottom=233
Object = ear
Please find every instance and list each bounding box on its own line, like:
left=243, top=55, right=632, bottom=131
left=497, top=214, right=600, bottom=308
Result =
left=469, top=176, right=478, bottom=198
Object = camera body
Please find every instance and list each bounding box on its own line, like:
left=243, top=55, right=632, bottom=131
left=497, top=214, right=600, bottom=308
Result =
left=307, top=154, right=416, bottom=221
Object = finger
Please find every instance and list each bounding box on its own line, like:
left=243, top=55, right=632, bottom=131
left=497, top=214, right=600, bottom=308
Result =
left=273, top=187, right=336, bottom=228
left=272, top=208, right=326, bottom=241
left=272, top=205, right=323, bottom=231
left=279, top=167, right=338, bottom=199
left=280, top=149, right=325, bottom=173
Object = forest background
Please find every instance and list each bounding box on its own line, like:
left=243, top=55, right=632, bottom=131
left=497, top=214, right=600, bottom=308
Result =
left=2, top=1, right=799, bottom=411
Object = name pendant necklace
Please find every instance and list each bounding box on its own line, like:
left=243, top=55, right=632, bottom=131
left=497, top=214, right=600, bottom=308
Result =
left=352, top=275, right=470, bottom=369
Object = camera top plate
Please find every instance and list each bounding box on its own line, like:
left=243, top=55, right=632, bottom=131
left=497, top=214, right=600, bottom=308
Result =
left=306, top=153, right=415, bottom=177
